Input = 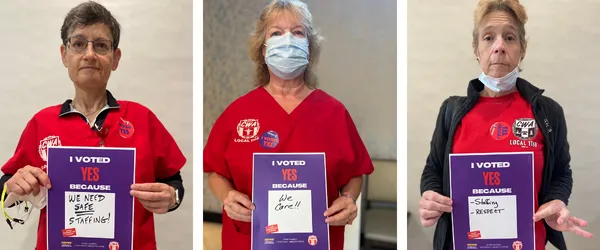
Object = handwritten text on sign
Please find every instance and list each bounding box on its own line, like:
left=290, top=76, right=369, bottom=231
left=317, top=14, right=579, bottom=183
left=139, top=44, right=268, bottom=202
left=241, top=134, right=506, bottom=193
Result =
left=65, top=191, right=115, bottom=239
left=268, top=190, right=313, bottom=234
left=468, top=195, right=517, bottom=239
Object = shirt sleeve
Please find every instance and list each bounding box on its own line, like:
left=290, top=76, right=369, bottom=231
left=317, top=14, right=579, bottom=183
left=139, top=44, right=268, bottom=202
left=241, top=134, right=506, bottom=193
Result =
left=339, top=109, right=374, bottom=186
left=149, top=111, right=187, bottom=179
left=203, top=109, right=233, bottom=180
left=1, top=118, right=39, bottom=175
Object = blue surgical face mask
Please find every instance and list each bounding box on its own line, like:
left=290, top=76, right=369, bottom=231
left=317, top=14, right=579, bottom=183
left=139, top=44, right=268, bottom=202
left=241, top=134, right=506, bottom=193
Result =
left=478, top=64, right=520, bottom=92
left=265, top=32, right=309, bottom=80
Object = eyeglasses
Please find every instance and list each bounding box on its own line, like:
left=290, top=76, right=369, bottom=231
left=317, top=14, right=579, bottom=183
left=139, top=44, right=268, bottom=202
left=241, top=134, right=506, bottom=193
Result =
left=66, top=37, right=114, bottom=55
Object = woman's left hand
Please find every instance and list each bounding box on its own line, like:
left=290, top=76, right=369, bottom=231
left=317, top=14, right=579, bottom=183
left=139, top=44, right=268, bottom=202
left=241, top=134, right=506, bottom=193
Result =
left=130, top=183, right=175, bottom=214
left=323, top=195, right=358, bottom=226
left=533, top=200, right=593, bottom=238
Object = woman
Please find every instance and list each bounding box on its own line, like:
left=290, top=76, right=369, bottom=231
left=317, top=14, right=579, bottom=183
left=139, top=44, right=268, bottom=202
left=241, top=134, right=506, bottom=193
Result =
left=203, top=1, right=374, bottom=250
left=418, top=1, right=592, bottom=249
left=0, top=2, right=186, bottom=250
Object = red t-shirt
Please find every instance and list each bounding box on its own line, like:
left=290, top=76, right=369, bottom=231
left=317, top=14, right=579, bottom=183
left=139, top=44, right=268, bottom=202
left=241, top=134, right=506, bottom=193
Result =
left=204, top=87, right=374, bottom=250
left=452, top=91, right=546, bottom=250
left=1, top=101, right=186, bottom=250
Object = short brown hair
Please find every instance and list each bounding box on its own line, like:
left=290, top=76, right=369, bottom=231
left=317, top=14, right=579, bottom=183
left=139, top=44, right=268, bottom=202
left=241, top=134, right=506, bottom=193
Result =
left=472, top=0, right=528, bottom=56
left=249, top=0, right=323, bottom=88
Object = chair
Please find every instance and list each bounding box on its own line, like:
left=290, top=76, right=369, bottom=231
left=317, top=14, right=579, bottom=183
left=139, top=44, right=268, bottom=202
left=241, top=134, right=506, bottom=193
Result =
left=360, top=160, right=397, bottom=250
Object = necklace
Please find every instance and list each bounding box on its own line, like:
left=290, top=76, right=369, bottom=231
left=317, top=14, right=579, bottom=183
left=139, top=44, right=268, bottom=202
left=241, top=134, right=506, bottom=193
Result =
left=83, top=108, right=103, bottom=117
left=73, top=103, right=105, bottom=117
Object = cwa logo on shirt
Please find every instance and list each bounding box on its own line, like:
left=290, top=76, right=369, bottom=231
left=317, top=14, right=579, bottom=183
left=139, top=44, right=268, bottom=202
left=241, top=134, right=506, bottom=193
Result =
left=38, top=135, right=62, bottom=170
left=510, top=118, right=538, bottom=148
left=235, top=119, right=260, bottom=143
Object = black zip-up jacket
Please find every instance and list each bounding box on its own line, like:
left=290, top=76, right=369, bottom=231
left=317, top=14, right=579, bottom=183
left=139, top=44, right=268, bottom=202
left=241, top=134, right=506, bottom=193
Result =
left=420, top=78, right=573, bottom=250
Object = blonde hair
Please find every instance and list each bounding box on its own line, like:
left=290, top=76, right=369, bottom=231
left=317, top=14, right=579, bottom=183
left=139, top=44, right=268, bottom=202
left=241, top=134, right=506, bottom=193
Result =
left=249, top=0, right=323, bottom=88
left=472, top=0, right=528, bottom=56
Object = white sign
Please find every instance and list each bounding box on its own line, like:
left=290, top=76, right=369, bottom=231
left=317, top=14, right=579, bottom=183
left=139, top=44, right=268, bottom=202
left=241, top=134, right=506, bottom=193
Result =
left=468, top=195, right=518, bottom=239
left=268, top=189, right=313, bottom=234
left=64, top=191, right=115, bottom=239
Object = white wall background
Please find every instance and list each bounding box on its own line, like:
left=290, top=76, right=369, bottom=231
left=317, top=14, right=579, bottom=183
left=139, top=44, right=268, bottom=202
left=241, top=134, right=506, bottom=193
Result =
left=203, top=1, right=396, bottom=249
left=0, top=1, right=193, bottom=249
left=408, top=0, right=600, bottom=249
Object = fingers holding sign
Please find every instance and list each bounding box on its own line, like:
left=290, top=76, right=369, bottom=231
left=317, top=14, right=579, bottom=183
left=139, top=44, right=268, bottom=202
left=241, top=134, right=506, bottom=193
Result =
left=323, top=195, right=357, bottom=226
left=6, top=166, right=51, bottom=196
left=419, top=190, right=452, bottom=227
left=223, top=190, right=255, bottom=222
left=130, top=183, right=175, bottom=214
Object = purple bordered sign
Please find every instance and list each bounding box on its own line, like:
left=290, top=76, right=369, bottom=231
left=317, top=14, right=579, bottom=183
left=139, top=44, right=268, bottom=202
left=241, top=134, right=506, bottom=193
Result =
left=46, top=146, right=135, bottom=250
left=449, top=152, right=535, bottom=250
left=251, top=153, right=330, bottom=250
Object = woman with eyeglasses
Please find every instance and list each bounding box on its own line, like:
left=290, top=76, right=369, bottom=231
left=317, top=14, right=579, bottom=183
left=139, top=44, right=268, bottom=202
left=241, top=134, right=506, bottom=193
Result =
left=0, top=2, right=186, bottom=250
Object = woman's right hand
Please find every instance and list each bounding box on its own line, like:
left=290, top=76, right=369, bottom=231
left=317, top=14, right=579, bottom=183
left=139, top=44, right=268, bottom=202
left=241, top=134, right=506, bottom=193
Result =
left=223, top=190, right=255, bottom=222
left=419, top=190, right=453, bottom=227
left=5, top=166, right=51, bottom=196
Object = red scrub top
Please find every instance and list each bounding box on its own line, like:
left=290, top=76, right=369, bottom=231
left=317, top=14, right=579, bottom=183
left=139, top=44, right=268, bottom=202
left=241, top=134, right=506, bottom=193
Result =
left=204, top=87, right=374, bottom=250
left=1, top=101, right=186, bottom=250
left=452, top=92, right=546, bottom=250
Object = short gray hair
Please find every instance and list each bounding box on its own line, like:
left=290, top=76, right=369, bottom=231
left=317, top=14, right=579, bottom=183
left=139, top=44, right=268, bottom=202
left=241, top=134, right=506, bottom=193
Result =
left=60, top=1, right=121, bottom=50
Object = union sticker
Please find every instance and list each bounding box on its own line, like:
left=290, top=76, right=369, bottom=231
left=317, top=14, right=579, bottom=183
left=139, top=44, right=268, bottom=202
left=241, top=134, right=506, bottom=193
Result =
left=118, top=118, right=135, bottom=139
left=259, top=130, right=280, bottom=149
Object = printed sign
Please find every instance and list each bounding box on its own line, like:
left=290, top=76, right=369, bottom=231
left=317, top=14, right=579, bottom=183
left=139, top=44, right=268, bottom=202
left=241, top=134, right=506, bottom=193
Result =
left=47, top=146, right=135, bottom=250
left=449, top=152, right=535, bottom=250
left=251, top=153, right=330, bottom=250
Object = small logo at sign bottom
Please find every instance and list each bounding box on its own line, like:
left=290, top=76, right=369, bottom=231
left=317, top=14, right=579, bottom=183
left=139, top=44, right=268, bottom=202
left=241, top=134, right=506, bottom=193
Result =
left=62, top=228, right=77, bottom=237
left=467, top=230, right=481, bottom=240
left=265, top=224, right=279, bottom=234
left=512, top=240, right=523, bottom=250
left=108, top=241, right=120, bottom=250
left=308, top=235, right=318, bottom=246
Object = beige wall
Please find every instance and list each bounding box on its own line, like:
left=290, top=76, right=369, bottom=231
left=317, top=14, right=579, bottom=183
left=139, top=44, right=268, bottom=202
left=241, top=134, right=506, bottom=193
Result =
left=0, top=1, right=193, bottom=249
left=408, top=0, right=600, bottom=249
left=203, top=0, right=397, bottom=212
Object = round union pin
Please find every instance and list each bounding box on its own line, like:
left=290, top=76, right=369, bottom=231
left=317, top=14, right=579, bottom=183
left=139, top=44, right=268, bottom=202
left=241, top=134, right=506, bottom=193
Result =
left=259, top=130, right=279, bottom=149
left=489, top=121, right=510, bottom=140
left=118, top=118, right=135, bottom=139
